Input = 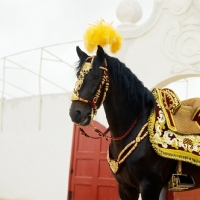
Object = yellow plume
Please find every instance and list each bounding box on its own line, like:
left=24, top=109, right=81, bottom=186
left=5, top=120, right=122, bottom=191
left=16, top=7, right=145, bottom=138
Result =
left=84, top=20, right=123, bottom=53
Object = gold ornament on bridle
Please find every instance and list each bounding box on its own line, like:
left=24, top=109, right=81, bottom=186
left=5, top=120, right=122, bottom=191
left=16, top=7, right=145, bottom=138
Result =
left=71, top=57, right=94, bottom=104
left=71, top=56, right=109, bottom=119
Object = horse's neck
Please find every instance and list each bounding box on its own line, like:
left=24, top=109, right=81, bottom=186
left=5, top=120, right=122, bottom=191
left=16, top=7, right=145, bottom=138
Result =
left=102, top=56, right=154, bottom=138
left=103, top=80, right=143, bottom=137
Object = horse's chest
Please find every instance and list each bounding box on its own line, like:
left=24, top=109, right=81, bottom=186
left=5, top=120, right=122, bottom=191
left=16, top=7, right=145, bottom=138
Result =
left=113, top=162, right=141, bottom=188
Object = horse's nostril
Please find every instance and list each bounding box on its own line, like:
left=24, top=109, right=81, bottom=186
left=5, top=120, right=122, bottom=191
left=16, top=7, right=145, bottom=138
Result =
left=76, top=110, right=81, bottom=116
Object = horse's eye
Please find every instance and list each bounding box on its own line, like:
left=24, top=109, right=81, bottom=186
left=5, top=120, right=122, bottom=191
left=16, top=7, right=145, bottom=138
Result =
left=93, top=75, right=100, bottom=80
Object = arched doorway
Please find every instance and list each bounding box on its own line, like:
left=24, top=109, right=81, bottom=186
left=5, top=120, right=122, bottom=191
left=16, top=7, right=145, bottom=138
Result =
left=155, top=76, right=200, bottom=100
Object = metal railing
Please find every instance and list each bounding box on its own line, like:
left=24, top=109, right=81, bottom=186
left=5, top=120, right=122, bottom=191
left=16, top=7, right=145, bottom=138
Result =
left=0, top=40, right=83, bottom=131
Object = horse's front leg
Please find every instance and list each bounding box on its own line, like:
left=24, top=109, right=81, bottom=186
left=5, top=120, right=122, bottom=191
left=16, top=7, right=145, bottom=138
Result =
left=118, top=184, right=140, bottom=200
left=140, top=177, right=163, bottom=200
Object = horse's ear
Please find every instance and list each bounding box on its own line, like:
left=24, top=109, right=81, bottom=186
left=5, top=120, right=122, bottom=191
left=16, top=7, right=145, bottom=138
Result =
left=76, top=46, right=88, bottom=60
left=96, top=45, right=105, bottom=63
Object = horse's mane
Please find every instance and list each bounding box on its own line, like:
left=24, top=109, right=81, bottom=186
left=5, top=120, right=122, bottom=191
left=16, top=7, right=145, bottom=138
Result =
left=105, top=54, right=155, bottom=115
left=75, top=59, right=85, bottom=76
left=75, top=54, right=155, bottom=115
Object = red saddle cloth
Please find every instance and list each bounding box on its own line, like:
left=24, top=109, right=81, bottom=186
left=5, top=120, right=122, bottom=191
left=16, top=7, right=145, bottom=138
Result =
left=154, top=88, right=200, bottom=134
left=148, top=88, right=200, bottom=167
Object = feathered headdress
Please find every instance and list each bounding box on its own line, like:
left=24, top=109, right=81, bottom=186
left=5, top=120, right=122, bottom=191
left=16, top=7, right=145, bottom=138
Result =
left=84, top=20, right=123, bottom=53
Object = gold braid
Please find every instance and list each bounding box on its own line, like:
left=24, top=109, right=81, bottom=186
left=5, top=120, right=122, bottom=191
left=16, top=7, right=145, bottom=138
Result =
left=107, top=123, right=148, bottom=173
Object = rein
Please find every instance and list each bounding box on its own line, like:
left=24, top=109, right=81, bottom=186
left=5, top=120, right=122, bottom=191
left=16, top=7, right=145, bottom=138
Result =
left=79, top=115, right=140, bottom=140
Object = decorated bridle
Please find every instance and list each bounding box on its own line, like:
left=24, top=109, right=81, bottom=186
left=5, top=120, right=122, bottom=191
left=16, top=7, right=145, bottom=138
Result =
left=71, top=56, right=109, bottom=120
left=71, top=19, right=122, bottom=127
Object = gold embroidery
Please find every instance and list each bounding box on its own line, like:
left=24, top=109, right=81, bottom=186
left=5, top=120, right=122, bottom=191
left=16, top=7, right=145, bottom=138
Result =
left=71, top=60, right=93, bottom=102
left=107, top=123, right=148, bottom=173
left=148, top=90, right=200, bottom=167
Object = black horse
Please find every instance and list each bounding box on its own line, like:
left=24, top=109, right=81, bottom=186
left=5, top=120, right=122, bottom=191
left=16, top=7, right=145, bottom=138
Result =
left=69, top=45, right=200, bottom=200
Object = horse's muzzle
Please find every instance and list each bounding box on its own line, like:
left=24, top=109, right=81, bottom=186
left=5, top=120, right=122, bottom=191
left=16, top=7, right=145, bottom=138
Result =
left=69, top=101, right=92, bottom=126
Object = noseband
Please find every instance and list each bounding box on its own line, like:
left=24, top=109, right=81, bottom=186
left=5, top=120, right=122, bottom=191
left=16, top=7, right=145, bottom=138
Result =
left=71, top=56, right=109, bottom=118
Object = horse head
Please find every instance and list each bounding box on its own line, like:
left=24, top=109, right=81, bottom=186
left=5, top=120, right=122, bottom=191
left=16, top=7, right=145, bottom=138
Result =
left=69, top=45, right=109, bottom=126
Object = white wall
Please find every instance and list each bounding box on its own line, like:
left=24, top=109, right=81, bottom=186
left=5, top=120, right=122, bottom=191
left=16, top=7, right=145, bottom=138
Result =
left=0, top=93, right=74, bottom=200
left=0, top=92, right=108, bottom=200
left=116, top=0, right=200, bottom=91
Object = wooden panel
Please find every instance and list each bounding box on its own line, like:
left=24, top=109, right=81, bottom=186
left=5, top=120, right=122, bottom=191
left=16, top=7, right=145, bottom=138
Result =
left=173, top=189, right=200, bottom=200
left=77, top=133, right=96, bottom=152
left=75, top=159, right=94, bottom=177
left=167, top=189, right=200, bottom=200
left=73, top=185, right=94, bottom=200
left=97, top=186, right=120, bottom=200
left=166, top=191, right=173, bottom=200
left=68, top=121, right=120, bottom=200
left=99, top=159, right=114, bottom=179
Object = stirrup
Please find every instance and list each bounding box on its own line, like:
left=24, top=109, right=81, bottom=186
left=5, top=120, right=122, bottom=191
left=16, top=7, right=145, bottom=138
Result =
left=168, top=161, right=195, bottom=191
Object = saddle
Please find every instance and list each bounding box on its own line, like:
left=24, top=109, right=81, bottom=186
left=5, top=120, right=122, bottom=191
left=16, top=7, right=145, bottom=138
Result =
left=149, top=89, right=199, bottom=191
left=148, top=88, right=200, bottom=172
left=154, top=88, right=200, bottom=134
